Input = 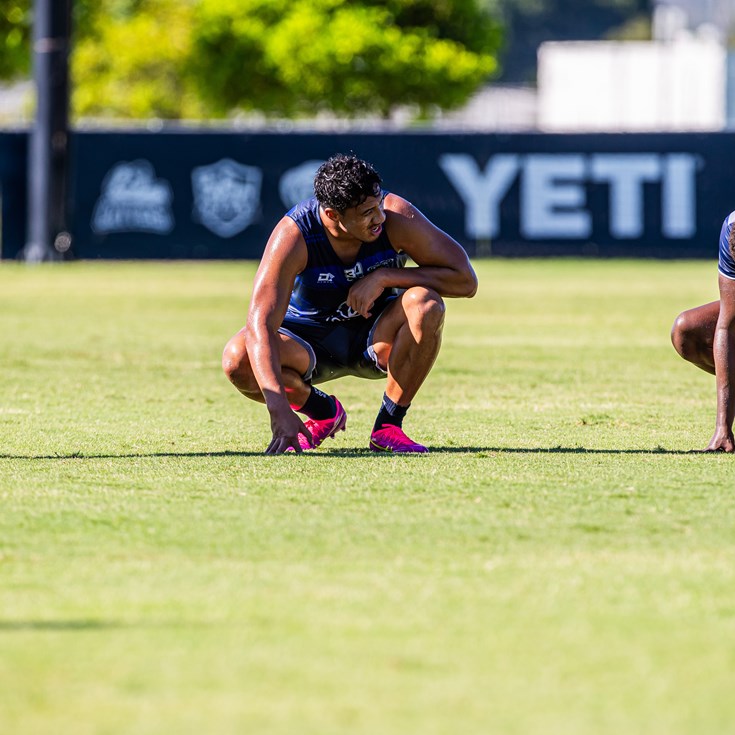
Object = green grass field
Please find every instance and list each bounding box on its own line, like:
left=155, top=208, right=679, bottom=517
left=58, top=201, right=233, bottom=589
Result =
left=2, top=258, right=734, bottom=734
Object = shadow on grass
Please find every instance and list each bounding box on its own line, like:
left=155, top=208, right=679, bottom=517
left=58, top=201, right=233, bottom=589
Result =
left=0, top=619, right=214, bottom=632
left=0, top=619, right=127, bottom=632
left=0, top=446, right=702, bottom=460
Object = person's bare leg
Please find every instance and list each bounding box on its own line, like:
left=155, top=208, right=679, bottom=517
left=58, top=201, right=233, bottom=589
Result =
left=223, top=328, right=347, bottom=451
left=222, top=328, right=312, bottom=407
left=671, top=301, right=720, bottom=375
left=371, top=286, right=445, bottom=405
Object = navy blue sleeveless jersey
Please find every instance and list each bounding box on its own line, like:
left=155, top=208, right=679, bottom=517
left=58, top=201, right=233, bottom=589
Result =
left=718, top=211, right=735, bottom=280
left=285, top=197, right=406, bottom=324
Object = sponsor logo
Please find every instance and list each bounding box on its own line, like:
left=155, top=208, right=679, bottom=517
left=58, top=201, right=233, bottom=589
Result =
left=279, top=160, right=324, bottom=208
left=192, top=159, right=262, bottom=238
left=318, top=272, right=335, bottom=284
left=91, top=160, right=174, bottom=235
left=366, top=258, right=396, bottom=273
left=326, top=302, right=360, bottom=322
left=343, top=262, right=364, bottom=281
left=439, top=152, right=699, bottom=240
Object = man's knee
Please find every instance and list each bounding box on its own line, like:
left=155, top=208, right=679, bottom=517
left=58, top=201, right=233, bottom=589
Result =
left=671, top=311, right=690, bottom=358
left=671, top=310, right=706, bottom=361
left=403, top=287, right=446, bottom=331
left=671, top=309, right=689, bottom=351
left=222, top=335, right=259, bottom=394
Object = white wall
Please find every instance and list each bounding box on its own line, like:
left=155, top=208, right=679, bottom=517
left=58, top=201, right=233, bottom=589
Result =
left=537, top=39, right=727, bottom=132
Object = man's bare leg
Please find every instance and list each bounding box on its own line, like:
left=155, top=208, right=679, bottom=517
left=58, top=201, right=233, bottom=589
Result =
left=671, top=301, right=720, bottom=375
left=367, top=287, right=445, bottom=452
left=372, top=286, right=445, bottom=404
left=222, top=328, right=346, bottom=451
left=222, top=328, right=312, bottom=406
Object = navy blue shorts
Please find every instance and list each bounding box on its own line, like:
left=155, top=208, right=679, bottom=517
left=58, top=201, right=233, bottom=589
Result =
left=278, top=296, right=397, bottom=384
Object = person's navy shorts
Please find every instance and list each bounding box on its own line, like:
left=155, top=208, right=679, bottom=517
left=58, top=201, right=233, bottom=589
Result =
left=278, top=296, right=397, bottom=384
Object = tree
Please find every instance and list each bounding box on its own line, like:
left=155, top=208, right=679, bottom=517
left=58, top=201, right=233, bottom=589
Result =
left=0, top=0, right=503, bottom=120
left=0, top=1, right=32, bottom=78
left=73, top=1, right=206, bottom=119
left=188, top=0, right=502, bottom=117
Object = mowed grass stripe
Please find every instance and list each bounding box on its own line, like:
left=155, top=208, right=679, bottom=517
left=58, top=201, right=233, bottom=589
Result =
left=1, top=259, right=734, bottom=735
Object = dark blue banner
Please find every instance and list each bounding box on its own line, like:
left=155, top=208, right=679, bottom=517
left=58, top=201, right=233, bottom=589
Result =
left=2, top=130, right=734, bottom=259
left=0, top=132, right=27, bottom=260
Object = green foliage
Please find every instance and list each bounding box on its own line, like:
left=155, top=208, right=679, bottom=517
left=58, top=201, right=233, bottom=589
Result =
left=0, top=1, right=31, bottom=78
left=190, top=0, right=500, bottom=117
left=364, top=0, right=503, bottom=54
left=0, top=0, right=501, bottom=120
left=0, top=0, right=112, bottom=78
left=606, top=14, right=652, bottom=41
left=72, top=1, right=205, bottom=118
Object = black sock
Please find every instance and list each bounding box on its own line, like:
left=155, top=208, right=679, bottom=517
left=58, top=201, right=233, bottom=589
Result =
left=373, top=393, right=409, bottom=432
left=296, top=386, right=336, bottom=420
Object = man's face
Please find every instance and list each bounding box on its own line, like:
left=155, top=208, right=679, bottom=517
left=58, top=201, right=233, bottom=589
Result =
left=336, top=190, right=386, bottom=242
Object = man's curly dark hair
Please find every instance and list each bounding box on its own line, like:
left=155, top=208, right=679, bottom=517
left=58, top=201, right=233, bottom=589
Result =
left=313, top=153, right=382, bottom=212
left=729, top=220, right=735, bottom=259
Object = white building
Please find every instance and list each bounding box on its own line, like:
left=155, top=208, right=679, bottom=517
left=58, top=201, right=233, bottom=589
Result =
left=533, top=0, right=735, bottom=132
left=450, top=0, right=735, bottom=133
left=537, top=38, right=728, bottom=131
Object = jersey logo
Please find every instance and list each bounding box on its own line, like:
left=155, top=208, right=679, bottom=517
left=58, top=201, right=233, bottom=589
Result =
left=318, top=272, right=335, bottom=284
left=326, top=302, right=360, bottom=322
left=367, top=257, right=397, bottom=273
left=344, top=262, right=364, bottom=282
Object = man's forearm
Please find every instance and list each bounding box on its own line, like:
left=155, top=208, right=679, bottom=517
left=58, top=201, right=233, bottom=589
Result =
left=245, top=324, right=290, bottom=411
left=377, top=265, right=477, bottom=298
left=713, top=327, right=735, bottom=429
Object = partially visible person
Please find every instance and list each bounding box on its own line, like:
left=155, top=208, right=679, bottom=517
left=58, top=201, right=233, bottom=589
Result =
left=222, top=153, right=478, bottom=455
left=671, top=210, right=735, bottom=451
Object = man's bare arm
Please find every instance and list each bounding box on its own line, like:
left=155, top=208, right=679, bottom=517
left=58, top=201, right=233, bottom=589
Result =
left=707, top=274, right=735, bottom=451
left=244, top=218, right=311, bottom=453
left=346, top=194, right=477, bottom=317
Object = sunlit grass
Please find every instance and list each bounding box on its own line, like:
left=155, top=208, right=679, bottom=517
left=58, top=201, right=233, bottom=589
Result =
left=1, top=259, right=733, bottom=735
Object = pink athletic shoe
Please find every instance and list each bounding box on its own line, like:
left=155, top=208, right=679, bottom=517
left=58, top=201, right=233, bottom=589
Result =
left=369, top=424, right=429, bottom=454
left=291, top=397, right=347, bottom=451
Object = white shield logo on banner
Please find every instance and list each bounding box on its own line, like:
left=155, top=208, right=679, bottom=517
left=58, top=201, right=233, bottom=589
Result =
left=192, top=159, right=263, bottom=238
left=278, top=159, right=324, bottom=209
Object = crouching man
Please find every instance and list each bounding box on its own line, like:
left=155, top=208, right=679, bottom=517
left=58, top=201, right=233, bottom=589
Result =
left=223, top=153, right=478, bottom=455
